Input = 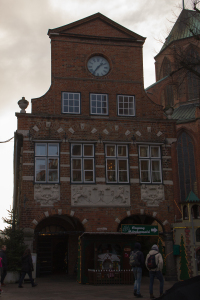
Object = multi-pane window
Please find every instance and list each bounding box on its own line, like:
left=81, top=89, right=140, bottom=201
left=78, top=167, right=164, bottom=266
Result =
left=106, top=144, right=129, bottom=183
left=139, top=145, right=162, bottom=184
left=117, top=95, right=135, bottom=116
left=62, top=92, right=80, bottom=114
left=90, top=93, right=108, bottom=115
left=35, top=143, right=59, bottom=183
left=71, top=144, right=95, bottom=183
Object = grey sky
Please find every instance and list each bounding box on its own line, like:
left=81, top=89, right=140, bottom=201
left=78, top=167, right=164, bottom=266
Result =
left=0, top=0, right=194, bottom=229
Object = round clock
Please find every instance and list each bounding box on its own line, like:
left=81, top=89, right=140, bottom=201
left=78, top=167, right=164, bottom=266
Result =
left=87, top=56, right=110, bottom=77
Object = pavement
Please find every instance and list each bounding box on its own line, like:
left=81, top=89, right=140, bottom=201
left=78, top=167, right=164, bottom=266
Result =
left=0, top=275, right=177, bottom=300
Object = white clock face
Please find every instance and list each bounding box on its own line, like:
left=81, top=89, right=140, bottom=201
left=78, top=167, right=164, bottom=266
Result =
left=87, top=56, right=110, bottom=77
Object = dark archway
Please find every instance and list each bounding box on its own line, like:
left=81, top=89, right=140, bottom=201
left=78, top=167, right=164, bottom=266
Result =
left=34, top=215, right=84, bottom=275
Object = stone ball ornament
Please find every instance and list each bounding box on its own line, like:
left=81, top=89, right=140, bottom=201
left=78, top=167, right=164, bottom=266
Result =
left=18, top=97, right=29, bottom=113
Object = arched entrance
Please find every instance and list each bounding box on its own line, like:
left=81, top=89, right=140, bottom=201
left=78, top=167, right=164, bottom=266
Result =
left=34, top=215, right=84, bottom=275
left=117, top=214, right=165, bottom=276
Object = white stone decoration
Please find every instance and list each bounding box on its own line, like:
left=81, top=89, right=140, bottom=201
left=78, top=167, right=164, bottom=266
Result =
left=32, top=219, right=38, bottom=225
left=140, top=209, right=144, bottom=215
left=46, top=122, right=51, bottom=128
left=33, top=125, right=39, bottom=132
left=44, top=211, right=49, bottom=217
left=147, top=127, right=151, bottom=133
left=127, top=211, right=131, bottom=216
left=153, top=212, right=157, bottom=217
left=71, top=185, right=130, bottom=207
left=125, top=130, right=130, bottom=136
left=141, top=184, right=165, bottom=207
left=80, top=123, right=85, bottom=130
left=103, top=129, right=109, bottom=135
left=57, top=127, right=63, bottom=133
left=115, top=125, right=119, bottom=131
left=115, top=218, right=120, bottom=223
left=157, top=131, right=163, bottom=137
left=136, top=131, right=141, bottom=136
left=91, top=128, right=97, bottom=134
left=58, top=209, right=62, bottom=215
left=82, top=219, right=88, bottom=225
left=70, top=210, right=75, bottom=217
left=17, top=130, right=29, bottom=136
left=34, top=184, right=60, bottom=206
left=163, top=220, right=168, bottom=226
left=165, top=138, right=177, bottom=145
left=69, top=127, right=74, bottom=134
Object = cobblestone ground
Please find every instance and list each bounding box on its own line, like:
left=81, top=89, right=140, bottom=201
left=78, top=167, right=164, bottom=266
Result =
left=0, top=275, right=177, bottom=300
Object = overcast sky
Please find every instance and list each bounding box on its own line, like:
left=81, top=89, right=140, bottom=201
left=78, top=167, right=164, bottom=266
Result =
left=0, top=0, right=195, bottom=230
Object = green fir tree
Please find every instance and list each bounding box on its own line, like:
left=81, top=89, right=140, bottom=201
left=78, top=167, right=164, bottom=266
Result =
left=179, top=234, right=190, bottom=280
left=0, top=209, right=27, bottom=272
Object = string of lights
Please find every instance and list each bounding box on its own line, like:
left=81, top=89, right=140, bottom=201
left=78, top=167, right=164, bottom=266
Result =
left=0, top=137, right=14, bottom=143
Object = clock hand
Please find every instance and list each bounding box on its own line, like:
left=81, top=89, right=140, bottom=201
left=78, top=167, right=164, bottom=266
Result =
left=94, top=62, right=108, bottom=73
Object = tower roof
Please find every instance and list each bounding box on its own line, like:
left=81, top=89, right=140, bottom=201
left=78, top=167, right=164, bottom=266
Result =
left=157, top=9, right=200, bottom=56
left=184, top=191, right=200, bottom=203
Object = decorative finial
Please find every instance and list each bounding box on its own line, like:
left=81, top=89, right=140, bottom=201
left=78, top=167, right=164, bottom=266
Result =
left=18, top=97, right=29, bottom=113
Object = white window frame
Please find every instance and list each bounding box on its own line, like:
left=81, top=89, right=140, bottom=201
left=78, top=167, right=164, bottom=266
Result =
left=117, top=95, right=135, bottom=116
left=90, top=93, right=108, bottom=115
left=35, top=143, right=59, bottom=183
left=71, top=144, right=95, bottom=183
left=62, top=92, right=80, bottom=114
left=105, top=144, right=129, bottom=183
left=139, top=145, right=162, bottom=184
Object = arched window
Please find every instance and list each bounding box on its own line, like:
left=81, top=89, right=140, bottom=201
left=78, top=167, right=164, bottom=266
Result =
left=186, top=48, right=200, bottom=101
left=183, top=205, right=189, bottom=220
left=191, top=205, right=200, bottom=219
left=177, top=132, right=196, bottom=202
left=160, top=57, right=172, bottom=79
left=196, top=228, right=200, bottom=242
left=163, top=85, right=174, bottom=107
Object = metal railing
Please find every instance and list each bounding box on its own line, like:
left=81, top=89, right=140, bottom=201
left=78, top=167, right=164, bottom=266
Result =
left=88, top=269, right=133, bottom=284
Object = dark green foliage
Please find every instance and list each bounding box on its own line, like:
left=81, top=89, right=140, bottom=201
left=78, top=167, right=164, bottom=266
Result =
left=179, top=234, right=190, bottom=280
left=0, top=210, right=27, bottom=272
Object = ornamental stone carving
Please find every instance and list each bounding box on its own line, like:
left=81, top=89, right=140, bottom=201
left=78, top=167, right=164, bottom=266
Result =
left=34, top=184, right=60, bottom=206
left=71, top=185, right=130, bottom=207
left=141, top=184, right=164, bottom=207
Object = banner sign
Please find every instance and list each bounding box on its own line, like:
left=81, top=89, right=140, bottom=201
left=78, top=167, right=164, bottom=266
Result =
left=121, top=224, right=158, bottom=236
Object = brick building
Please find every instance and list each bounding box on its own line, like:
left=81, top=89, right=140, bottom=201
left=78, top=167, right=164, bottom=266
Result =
left=14, top=13, right=177, bottom=282
left=146, top=8, right=200, bottom=278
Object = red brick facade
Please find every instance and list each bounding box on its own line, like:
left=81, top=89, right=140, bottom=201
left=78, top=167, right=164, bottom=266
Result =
left=14, top=13, right=177, bottom=279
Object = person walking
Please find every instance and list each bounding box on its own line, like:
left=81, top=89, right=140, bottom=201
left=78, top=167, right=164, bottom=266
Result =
left=145, top=244, right=164, bottom=299
left=129, top=242, right=144, bottom=298
left=18, top=249, right=37, bottom=288
left=0, top=245, right=7, bottom=286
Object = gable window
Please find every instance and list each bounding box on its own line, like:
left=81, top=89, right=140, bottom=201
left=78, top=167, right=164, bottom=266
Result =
left=106, top=144, right=129, bottom=183
left=90, top=93, right=108, bottom=115
left=191, top=205, right=200, bottom=219
left=62, top=92, right=80, bottom=114
left=117, top=95, right=135, bottom=116
left=71, top=144, right=95, bottom=183
left=35, top=143, right=59, bottom=183
left=139, top=145, right=162, bottom=184
left=183, top=205, right=189, bottom=220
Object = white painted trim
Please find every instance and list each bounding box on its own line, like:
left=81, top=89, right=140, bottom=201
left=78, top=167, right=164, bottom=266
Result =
left=23, top=176, right=34, bottom=181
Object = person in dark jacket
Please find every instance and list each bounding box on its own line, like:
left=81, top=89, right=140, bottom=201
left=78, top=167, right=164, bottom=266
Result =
left=130, top=242, right=144, bottom=298
left=0, top=245, right=7, bottom=286
left=18, top=249, right=37, bottom=288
